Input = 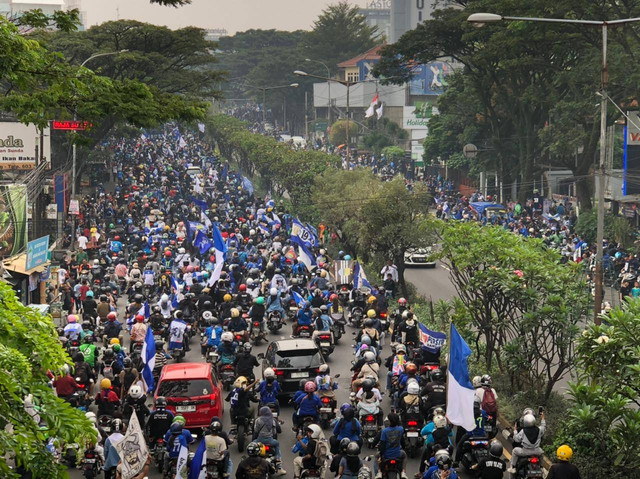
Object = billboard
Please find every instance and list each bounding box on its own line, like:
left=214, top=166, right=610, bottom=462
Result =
left=26, top=235, right=49, bottom=271
left=0, top=122, right=50, bottom=169
left=624, top=112, right=640, bottom=195
left=409, top=62, right=453, bottom=96
left=358, top=58, right=379, bottom=82
left=403, top=106, right=429, bottom=130
left=0, top=185, right=27, bottom=257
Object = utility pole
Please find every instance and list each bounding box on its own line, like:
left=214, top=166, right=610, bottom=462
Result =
left=305, top=91, right=309, bottom=141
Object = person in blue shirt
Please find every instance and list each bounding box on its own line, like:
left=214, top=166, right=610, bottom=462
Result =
left=258, top=368, right=281, bottom=412
left=109, top=237, right=123, bottom=253
left=294, top=302, right=313, bottom=336
left=330, top=404, right=362, bottom=453
left=294, top=381, right=322, bottom=428
left=419, top=414, right=454, bottom=473
left=375, top=412, right=406, bottom=478
left=217, top=332, right=237, bottom=365
left=164, top=421, right=194, bottom=470
left=266, top=287, right=286, bottom=315
left=424, top=449, right=458, bottom=479
left=201, top=316, right=223, bottom=357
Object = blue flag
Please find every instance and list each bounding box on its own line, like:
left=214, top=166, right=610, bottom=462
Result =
left=290, top=218, right=316, bottom=250
left=188, top=438, right=207, bottom=479
left=353, top=261, right=373, bottom=290
left=193, top=230, right=212, bottom=255
left=292, top=290, right=305, bottom=306
left=418, top=323, right=446, bottom=353
left=144, top=300, right=150, bottom=319
left=141, top=326, right=156, bottom=392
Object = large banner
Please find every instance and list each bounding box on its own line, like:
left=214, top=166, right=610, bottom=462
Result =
left=0, top=122, right=50, bottom=169
left=409, top=62, right=453, bottom=96
left=0, top=185, right=27, bottom=257
left=624, top=112, right=640, bottom=195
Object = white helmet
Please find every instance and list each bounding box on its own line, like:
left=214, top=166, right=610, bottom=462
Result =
left=363, top=351, right=376, bottom=363
left=249, top=229, right=256, bottom=236
left=246, top=278, right=254, bottom=286
left=307, top=424, right=322, bottom=439
left=129, top=385, right=143, bottom=399
left=264, top=368, right=276, bottom=379
left=433, top=415, right=447, bottom=428
left=472, top=376, right=482, bottom=388
left=221, top=331, right=233, bottom=342
left=523, top=414, right=536, bottom=427
left=319, top=249, right=326, bottom=255
left=269, top=287, right=278, bottom=296
left=407, top=380, right=420, bottom=395
left=160, top=294, right=169, bottom=303
left=178, top=247, right=186, bottom=254
left=93, top=259, right=100, bottom=265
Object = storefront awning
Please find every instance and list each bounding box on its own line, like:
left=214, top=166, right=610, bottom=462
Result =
left=2, top=253, right=49, bottom=276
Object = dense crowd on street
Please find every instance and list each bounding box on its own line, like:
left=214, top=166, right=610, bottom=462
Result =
left=36, top=122, right=584, bottom=479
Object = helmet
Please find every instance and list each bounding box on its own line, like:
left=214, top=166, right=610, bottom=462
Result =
left=364, top=318, right=374, bottom=328
left=156, top=397, right=168, bottom=409
left=320, top=304, right=328, bottom=312
left=398, top=297, right=407, bottom=306
left=165, top=251, right=171, bottom=257
left=86, top=290, right=94, bottom=297
left=405, top=362, right=418, bottom=374
left=472, top=376, right=482, bottom=388
left=522, top=408, right=535, bottom=417
left=306, top=424, right=322, bottom=439
left=67, top=314, right=77, bottom=323
left=223, top=294, right=232, bottom=302
left=256, top=297, right=265, bottom=305
left=522, top=413, right=536, bottom=427
left=172, top=415, right=186, bottom=425
left=366, top=309, right=376, bottom=319
left=556, top=445, right=573, bottom=462
left=435, top=449, right=452, bottom=470
left=340, top=403, right=353, bottom=415
left=339, top=437, right=351, bottom=453
left=395, top=344, right=406, bottom=353
left=110, top=338, right=120, bottom=345
left=407, top=381, right=420, bottom=395
left=362, top=378, right=375, bottom=392
left=360, top=335, right=372, bottom=346
left=264, top=368, right=276, bottom=379
left=329, top=293, right=338, bottom=302
left=433, top=415, right=447, bottom=428
left=367, top=295, right=376, bottom=304
left=221, top=331, right=233, bottom=342
left=123, top=357, right=132, bottom=368
left=239, top=284, right=247, bottom=292
left=100, top=378, right=111, bottom=390
left=346, top=441, right=360, bottom=456
left=170, top=422, right=183, bottom=434
left=269, top=287, right=278, bottom=296
left=481, top=374, right=492, bottom=387
left=243, top=342, right=252, bottom=352
left=489, top=440, right=503, bottom=458
left=210, top=420, right=223, bottom=434
left=234, top=376, right=249, bottom=389
left=112, top=344, right=121, bottom=352
left=433, top=407, right=445, bottom=417
left=431, top=369, right=444, bottom=382
left=135, top=314, right=144, bottom=323
left=129, top=385, right=143, bottom=399
left=231, top=308, right=240, bottom=318
left=363, top=351, right=376, bottom=363
left=304, top=381, right=317, bottom=393
left=320, top=270, right=327, bottom=278
left=318, top=364, right=329, bottom=374
left=247, top=442, right=262, bottom=457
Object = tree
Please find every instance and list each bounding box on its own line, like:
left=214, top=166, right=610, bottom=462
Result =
left=435, top=220, right=588, bottom=400
left=554, top=298, right=640, bottom=477
left=329, top=119, right=356, bottom=146
left=0, top=281, right=95, bottom=478
left=362, top=118, right=408, bottom=154
left=304, top=2, right=379, bottom=75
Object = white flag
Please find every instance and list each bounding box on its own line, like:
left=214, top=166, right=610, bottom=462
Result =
left=179, top=136, right=187, bottom=149
left=174, top=442, right=189, bottom=479
left=365, top=93, right=379, bottom=118
left=198, top=122, right=205, bottom=133
left=113, top=411, right=149, bottom=479
left=376, top=102, right=384, bottom=119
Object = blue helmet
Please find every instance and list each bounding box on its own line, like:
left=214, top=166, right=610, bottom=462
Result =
left=170, top=422, right=183, bottom=434
left=340, top=403, right=353, bottom=415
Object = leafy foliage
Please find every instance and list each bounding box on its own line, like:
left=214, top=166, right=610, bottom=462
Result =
left=328, top=119, right=356, bottom=146
left=435, top=221, right=589, bottom=400
left=574, top=210, right=635, bottom=248
left=0, top=282, right=95, bottom=478
left=362, top=118, right=408, bottom=154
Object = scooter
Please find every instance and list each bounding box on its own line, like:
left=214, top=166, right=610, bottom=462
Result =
left=267, top=311, right=284, bottom=332
left=460, top=436, right=490, bottom=471
left=315, top=332, right=334, bottom=357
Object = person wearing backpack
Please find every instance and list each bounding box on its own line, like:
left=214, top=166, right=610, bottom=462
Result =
left=330, top=404, right=362, bottom=453
left=100, top=348, right=123, bottom=392
left=293, top=424, right=328, bottom=479
left=476, top=375, right=498, bottom=417
left=419, top=415, right=454, bottom=472
left=96, top=379, right=120, bottom=417
left=73, top=352, right=96, bottom=397
left=119, top=358, right=140, bottom=400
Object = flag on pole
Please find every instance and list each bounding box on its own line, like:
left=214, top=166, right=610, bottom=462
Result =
left=141, top=325, right=156, bottom=392
left=208, top=224, right=228, bottom=286
left=198, top=122, right=206, bottom=133
left=376, top=102, right=384, bottom=119
left=113, top=411, right=149, bottom=479
left=291, top=218, right=317, bottom=249
left=174, top=440, right=189, bottom=479
left=446, top=324, right=476, bottom=432
left=297, top=244, right=317, bottom=272
left=418, top=323, right=446, bottom=354
left=365, top=93, right=379, bottom=118
left=193, top=230, right=213, bottom=255
left=144, top=300, right=151, bottom=319
left=353, top=261, right=373, bottom=290
left=188, top=438, right=207, bottom=479
left=178, top=136, right=187, bottom=149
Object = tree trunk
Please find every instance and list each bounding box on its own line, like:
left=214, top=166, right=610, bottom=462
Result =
left=574, top=174, right=593, bottom=210
left=396, top=258, right=409, bottom=298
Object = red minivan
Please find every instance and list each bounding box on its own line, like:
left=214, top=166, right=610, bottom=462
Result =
left=155, top=363, right=223, bottom=429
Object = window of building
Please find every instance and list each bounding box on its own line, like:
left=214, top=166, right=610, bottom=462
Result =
left=347, top=72, right=359, bottom=82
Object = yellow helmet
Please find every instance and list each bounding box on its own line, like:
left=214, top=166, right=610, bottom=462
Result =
left=234, top=376, right=248, bottom=389
left=320, top=270, right=327, bottom=278
left=231, top=308, right=240, bottom=318
left=367, top=309, right=376, bottom=319
left=223, top=294, right=232, bottom=302
left=164, top=225, right=170, bottom=231
left=368, top=295, right=377, bottom=304
left=100, top=378, right=111, bottom=390
left=556, top=445, right=573, bottom=462
left=109, top=338, right=120, bottom=345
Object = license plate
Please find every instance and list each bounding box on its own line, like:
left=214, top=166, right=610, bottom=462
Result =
left=291, top=372, right=308, bottom=378
left=272, top=412, right=278, bottom=417
left=319, top=407, right=332, bottom=413
left=176, top=405, right=196, bottom=412
left=84, top=458, right=96, bottom=463
left=406, top=431, right=419, bottom=437
left=320, top=342, right=330, bottom=347
left=364, top=425, right=377, bottom=430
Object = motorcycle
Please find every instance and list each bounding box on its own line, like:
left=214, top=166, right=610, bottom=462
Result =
left=357, top=400, right=382, bottom=447
left=514, top=455, right=544, bottom=479
left=287, top=302, right=299, bottom=322
left=81, top=447, right=102, bottom=478
left=152, top=437, right=166, bottom=473
left=403, top=418, right=423, bottom=457
left=318, top=395, right=336, bottom=428
left=267, top=311, right=284, bottom=332
left=379, top=312, right=390, bottom=336
left=380, top=457, right=402, bottom=479
left=233, top=332, right=246, bottom=349
left=231, top=415, right=254, bottom=453
left=484, top=414, right=498, bottom=439
left=218, top=363, right=236, bottom=391
left=349, top=306, right=363, bottom=328
left=297, top=324, right=313, bottom=339
left=419, top=363, right=440, bottom=384
left=75, top=378, right=90, bottom=410
left=460, top=437, right=490, bottom=471
left=170, top=345, right=185, bottom=363
left=330, top=313, right=346, bottom=343
left=250, top=320, right=266, bottom=344
left=315, top=331, right=334, bottom=357
left=205, top=458, right=227, bottom=479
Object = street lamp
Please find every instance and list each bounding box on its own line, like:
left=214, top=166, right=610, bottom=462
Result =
left=305, top=58, right=332, bottom=124
left=295, top=70, right=358, bottom=160
left=468, top=13, right=640, bottom=323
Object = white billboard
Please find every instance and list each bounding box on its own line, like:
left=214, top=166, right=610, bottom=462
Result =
left=0, top=122, right=51, bottom=170
left=403, top=106, right=429, bottom=130
left=627, top=111, right=640, bottom=145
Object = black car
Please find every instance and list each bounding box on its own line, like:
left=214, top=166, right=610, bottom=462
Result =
left=260, top=339, right=325, bottom=396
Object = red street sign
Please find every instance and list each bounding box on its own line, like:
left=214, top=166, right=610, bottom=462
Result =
left=52, top=120, right=92, bottom=131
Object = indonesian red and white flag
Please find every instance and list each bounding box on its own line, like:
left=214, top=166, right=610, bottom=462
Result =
left=365, top=93, right=379, bottom=118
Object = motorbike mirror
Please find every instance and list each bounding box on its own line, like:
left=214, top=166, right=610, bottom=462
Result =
left=334, top=374, right=340, bottom=378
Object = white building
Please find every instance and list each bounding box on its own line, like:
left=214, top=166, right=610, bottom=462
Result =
left=0, top=0, right=87, bottom=29
left=390, top=0, right=436, bottom=42
left=359, top=0, right=391, bottom=41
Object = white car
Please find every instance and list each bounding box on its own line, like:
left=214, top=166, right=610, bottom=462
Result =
left=404, top=246, right=436, bottom=268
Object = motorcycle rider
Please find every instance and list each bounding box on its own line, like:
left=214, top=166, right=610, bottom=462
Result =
left=422, top=369, right=446, bottom=414
left=164, top=421, right=195, bottom=472
left=294, top=302, right=313, bottom=337
left=149, top=306, right=165, bottom=334
left=236, top=283, right=253, bottom=309
left=146, top=396, right=174, bottom=445
left=226, top=376, right=259, bottom=429
left=253, top=406, right=286, bottom=474
left=217, top=331, right=237, bottom=367
left=398, top=311, right=420, bottom=346
left=294, top=381, right=322, bottom=428
left=249, top=296, right=267, bottom=332
left=315, top=364, right=338, bottom=399
left=477, top=440, right=507, bottom=479
left=103, top=312, right=122, bottom=345
left=168, top=309, right=187, bottom=354
left=234, top=343, right=260, bottom=382
left=123, top=384, right=150, bottom=428
left=201, top=316, right=224, bottom=357
left=258, top=368, right=281, bottom=412
left=236, top=441, right=273, bottom=479
left=79, top=335, right=99, bottom=369
left=375, top=412, right=406, bottom=479
left=353, top=351, right=379, bottom=392
left=508, top=411, right=546, bottom=473
left=129, top=315, right=147, bottom=352
left=266, top=287, right=286, bottom=319
left=292, top=424, right=325, bottom=479
left=339, top=441, right=364, bottom=479
left=385, top=344, right=407, bottom=390
left=330, top=404, right=362, bottom=453
left=103, top=419, right=125, bottom=479
left=357, top=314, right=380, bottom=349
left=73, top=352, right=96, bottom=396
left=203, top=419, right=233, bottom=478
left=548, top=445, right=581, bottom=479
left=64, top=314, right=84, bottom=341
left=397, top=380, right=423, bottom=425
left=228, top=307, right=249, bottom=342
left=424, top=449, right=458, bottom=479
left=95, top=378, right=120, bottom=417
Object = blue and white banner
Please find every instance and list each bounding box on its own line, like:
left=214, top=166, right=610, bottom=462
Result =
left=446, top=324, right=476, bottom=431
left=193, top=230, right=212, bottom=255
left=242, top=176, right=254, bottom=195
left=291, top=290, right=305, bottom=306
left=353, top=261, right=373, bottom=291
left=291, top=218, right=317, bottom=249
left=297, top=244, right=317, bottom=272
left=188, top=438, right=207, bottom=479
left=141, top=326, right=156, bottom=392
left=207, top=223, right=228, bottom=286
left=418, top=323, right=446, bottom=353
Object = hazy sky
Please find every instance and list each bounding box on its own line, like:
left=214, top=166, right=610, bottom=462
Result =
left=82, top=0, right=370, bottom=33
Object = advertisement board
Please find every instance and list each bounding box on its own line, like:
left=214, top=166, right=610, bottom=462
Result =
left=409, top=62, right=453, bottom=96
left=0, top=185, right=27, bottom=257
left=0, top=122, right=50, bottom=169
left=358, top=58, right=379, bottom=82
left=403, top=106, right=429, bottom=130
left=26, top=235, right=49, bottom=271
left=624, top=113, right=640, bottom=195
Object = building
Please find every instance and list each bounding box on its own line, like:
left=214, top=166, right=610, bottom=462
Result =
left=204, top=28, right=229, bottom=43
left=390, top=0, right=436, bottom=43
left=336, top=45, right=384, bottom=83
left=0, top=0, right=86, bottom=29
left=359, top=0, right=391, bottom=41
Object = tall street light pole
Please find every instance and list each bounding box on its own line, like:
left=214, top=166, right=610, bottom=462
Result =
left=294, top=70, right=356, bottom=161
left=468, top=13, right=640, bottom=323
left=305, top=58, right=332, bottom=124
